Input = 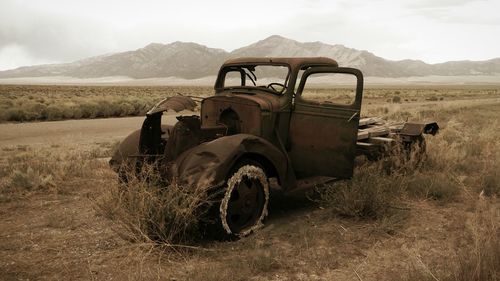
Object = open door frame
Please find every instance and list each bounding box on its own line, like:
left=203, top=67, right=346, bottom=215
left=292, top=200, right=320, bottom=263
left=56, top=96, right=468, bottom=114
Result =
left=287, top=67, right=364, bottom=179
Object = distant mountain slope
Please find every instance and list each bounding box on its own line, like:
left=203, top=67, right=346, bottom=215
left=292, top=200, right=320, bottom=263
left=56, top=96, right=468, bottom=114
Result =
left=1, top=35, right=499, bottom=79
left=0, top=42, right=229, bottom=79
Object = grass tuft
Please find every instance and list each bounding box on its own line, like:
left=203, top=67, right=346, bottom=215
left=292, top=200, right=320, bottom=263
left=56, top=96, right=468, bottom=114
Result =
left=405, top=172, right=459, bottom=202
left=94, top=164, right=213, bottom=245
left=405, top=201, right=500, bottom=281
left=8, top=167, right=54, bottom=191
left=317, top=163, right=403, bottom=219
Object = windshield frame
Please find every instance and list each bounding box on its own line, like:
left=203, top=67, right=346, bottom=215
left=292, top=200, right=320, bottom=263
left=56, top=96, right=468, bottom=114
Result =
left=215, top=62, right=292, bottom=95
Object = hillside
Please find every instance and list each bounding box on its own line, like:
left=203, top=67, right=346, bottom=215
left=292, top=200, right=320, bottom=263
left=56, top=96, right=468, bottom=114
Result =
left=0, top=35, right=499, bottom=79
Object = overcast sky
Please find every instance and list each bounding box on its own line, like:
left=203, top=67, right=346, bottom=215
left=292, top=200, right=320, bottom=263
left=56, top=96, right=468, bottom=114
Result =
left=0, top=0, right=499, bottom=70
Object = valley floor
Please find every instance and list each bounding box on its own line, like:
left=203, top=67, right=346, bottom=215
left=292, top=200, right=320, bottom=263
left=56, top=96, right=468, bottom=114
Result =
left=0, top=89, right=499, bottom=280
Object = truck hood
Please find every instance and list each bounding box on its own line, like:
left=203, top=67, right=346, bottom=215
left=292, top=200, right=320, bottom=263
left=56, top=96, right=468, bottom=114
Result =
left=204, top=90, right=287, bottom=112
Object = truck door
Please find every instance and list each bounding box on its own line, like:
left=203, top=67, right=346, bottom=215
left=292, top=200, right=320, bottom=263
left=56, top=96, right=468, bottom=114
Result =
left=287, top=67, right=363, bottom=179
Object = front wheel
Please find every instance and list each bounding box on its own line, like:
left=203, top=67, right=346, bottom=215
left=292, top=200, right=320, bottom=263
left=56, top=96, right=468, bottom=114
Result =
left=219, top=164, right=270, bottom=238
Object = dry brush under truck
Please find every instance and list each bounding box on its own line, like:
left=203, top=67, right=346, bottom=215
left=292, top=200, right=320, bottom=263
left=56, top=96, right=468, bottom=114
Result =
left=110, top=57, right=439, bottom=238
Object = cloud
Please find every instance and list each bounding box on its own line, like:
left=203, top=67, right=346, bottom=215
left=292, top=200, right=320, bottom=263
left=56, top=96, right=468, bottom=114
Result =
left=406, top=0, right=480, bottom=8
left=406, top=0, right=500, bottom=25
left=0, top=44, right=55, bottom=70
left=0, top=0, right=118, bottom=69
left=0, top=0, right=499, bottom=70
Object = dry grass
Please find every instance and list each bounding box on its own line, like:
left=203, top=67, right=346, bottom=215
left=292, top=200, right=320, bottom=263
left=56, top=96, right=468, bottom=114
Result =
left=0, top=143, right=212, bottom=246
left=317, top=163, right=404, bottom=219
left=315, top=98, right=499, bottom=281
left=0, top=145, right=109, bottom=200
left=317, top=140, right=459, bottom=221
left=93, top=164, right=214, bottom=245
left=1, top=85, right=499, bottom=280
left=406, top=200, right=499, bottom=281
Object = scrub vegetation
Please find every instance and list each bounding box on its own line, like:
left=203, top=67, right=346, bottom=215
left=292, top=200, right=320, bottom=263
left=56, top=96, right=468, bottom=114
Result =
left=0, top=84, right=498, bottom=122
left=0, top=85, right=499, bottom=280
left=0, top=85, right=210, bottom=122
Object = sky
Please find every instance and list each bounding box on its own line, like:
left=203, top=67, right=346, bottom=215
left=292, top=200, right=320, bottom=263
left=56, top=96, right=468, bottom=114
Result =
left=0, top=0, right=499, bottom=70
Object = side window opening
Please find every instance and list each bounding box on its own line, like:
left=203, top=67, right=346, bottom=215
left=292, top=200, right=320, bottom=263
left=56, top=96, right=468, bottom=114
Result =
left=300, top=72, right=357, bottom=106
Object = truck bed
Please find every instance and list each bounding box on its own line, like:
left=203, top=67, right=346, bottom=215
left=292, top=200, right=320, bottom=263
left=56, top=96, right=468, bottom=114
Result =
left=356, top=117, right=432, bottom=159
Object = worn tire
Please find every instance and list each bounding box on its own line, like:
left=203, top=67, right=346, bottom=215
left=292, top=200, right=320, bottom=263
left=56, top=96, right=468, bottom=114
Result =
left=208, top=160, right=270, bottom=239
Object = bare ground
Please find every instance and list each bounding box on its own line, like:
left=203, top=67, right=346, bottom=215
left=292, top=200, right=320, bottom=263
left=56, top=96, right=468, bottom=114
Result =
left=0, top=181, right=484, bottom=280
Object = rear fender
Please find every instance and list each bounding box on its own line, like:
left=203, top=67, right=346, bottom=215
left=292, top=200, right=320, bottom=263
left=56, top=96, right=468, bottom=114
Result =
left=171, top=134, right=292, bottom=190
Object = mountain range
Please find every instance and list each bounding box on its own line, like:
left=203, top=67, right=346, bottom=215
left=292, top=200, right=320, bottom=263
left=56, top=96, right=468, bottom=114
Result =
left=1, top=35, right=499, bottom=79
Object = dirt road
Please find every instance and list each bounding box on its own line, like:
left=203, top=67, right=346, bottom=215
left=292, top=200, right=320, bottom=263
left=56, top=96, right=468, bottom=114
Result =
left=0, top=111, right=193, bottom=147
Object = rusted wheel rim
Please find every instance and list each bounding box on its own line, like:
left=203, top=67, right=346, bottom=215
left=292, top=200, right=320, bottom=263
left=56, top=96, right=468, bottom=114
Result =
left=226, top=175, right=266, bottom=233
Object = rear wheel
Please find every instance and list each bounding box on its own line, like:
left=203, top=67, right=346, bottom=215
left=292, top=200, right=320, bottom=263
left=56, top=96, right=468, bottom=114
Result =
left=219, top=163, right=269, bottom=238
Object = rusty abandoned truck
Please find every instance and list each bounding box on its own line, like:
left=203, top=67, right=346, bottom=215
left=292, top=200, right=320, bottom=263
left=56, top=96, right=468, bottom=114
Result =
left=110, top=57, right=438, bottom=237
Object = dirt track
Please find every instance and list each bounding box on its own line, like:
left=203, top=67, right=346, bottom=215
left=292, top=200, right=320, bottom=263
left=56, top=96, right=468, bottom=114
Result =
left=0, top=111, right=192, bottom=147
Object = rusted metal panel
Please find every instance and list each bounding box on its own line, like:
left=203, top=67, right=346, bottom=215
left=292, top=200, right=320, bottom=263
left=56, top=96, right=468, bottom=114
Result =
left=221, top=57, right=338, bottom=68
left=200, top=96, right=264, bottom=137
left=287, top=67, right=363, bottom=179
left=147, top=96, right=197, bottom=115
left=171, top=134, right=290, bottom=190
left=401, top=122, right=439, bottom=136
left=288, top=104, right=359, bottom=178
left=109, top=129, right=141, bottom=170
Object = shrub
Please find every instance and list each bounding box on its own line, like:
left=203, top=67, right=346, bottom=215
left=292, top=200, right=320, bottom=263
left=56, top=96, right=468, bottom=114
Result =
left=6, top=167, right=54, bottom=192
left=118, top=102, right=135, bottom=116
left=94, top=165, right=213, bottom=244
left=405, top=172, right=459, bottom=203
left=70, top=105, right=84, bottom=119
left=80, top=102, right=99, bottom=118
left=24, top=103, right=46, bottom=121
left=5, top=108, right=27, bottom=122
left=45, top=105, right=64, bottom=120
left=392, top=96, right=402, bottom=103
left=317, top=163, right=403, bottom=219
left=480, top=164, right=500, bottom=197
left=0, top=146, right=106, bottom=197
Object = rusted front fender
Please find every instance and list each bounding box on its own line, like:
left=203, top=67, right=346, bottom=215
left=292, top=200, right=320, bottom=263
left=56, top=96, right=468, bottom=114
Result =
left=147, top=95, right=197, bottom=115
left=109, top=129, right=142, bottom=171
left=109, top=124, right=173, bottom=171
left=171, top=134, right=291, bottom=190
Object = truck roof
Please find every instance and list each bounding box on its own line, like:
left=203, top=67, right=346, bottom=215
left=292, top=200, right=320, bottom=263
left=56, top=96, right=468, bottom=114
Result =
left=222, top=57, right=338, bottom=68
